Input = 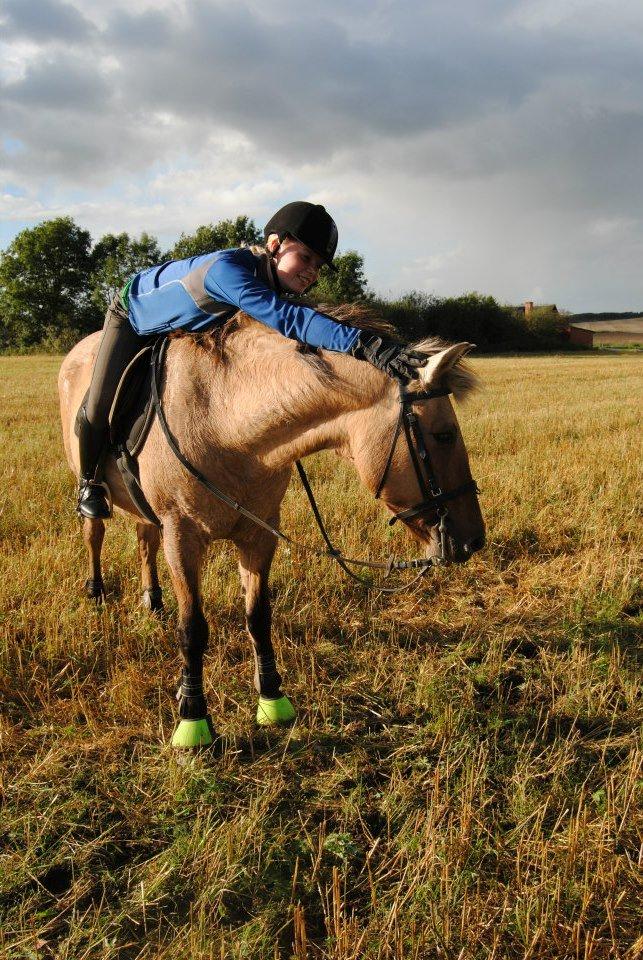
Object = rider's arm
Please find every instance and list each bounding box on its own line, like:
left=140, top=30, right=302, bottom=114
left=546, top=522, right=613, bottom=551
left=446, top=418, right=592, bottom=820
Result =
left=204, top=247, right=360, bottom=353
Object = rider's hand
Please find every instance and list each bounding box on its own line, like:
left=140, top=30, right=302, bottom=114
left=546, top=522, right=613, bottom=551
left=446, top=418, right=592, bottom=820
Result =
left=349, top=333, right=428, bottom=383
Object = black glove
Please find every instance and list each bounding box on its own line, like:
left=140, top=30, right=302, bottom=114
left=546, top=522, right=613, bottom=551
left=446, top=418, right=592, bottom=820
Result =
left=349, top=332, right=428, bottom=383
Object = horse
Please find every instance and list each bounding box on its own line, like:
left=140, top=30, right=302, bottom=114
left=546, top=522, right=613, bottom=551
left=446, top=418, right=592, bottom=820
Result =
left=58, top=307, right=485, bottom=747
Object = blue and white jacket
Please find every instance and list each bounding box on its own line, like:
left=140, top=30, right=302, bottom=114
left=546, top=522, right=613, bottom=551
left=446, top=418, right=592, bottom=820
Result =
left=127, top=246, right=360, bottom=353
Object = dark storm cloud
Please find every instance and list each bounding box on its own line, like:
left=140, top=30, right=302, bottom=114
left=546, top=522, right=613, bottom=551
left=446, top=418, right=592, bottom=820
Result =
left=2, top=55, right=110, bottom=110
left=1, top=0, right=94, bottom=42
left=102, top=7, right=173, bottom=47
left=93, top=0, right=643, bottom=176
left=2, top=0, right=643, bottom=310
left=103, top=0, right=542, bottom=155
left=2, top=0, right=643, bottom=234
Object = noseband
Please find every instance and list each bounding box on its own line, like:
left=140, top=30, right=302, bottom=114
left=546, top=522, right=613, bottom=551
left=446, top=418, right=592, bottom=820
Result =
left=374, top=383, right=479, bottom=535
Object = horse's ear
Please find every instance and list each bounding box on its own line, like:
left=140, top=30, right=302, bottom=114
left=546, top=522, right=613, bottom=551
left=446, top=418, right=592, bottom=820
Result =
left=418, top=342, right=475, bottom=387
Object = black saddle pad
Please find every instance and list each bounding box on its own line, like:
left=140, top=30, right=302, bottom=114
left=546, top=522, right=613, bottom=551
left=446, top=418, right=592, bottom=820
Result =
left=109, top=343, right=157, bottom=455
left=74, top=342, right=157, bottom=457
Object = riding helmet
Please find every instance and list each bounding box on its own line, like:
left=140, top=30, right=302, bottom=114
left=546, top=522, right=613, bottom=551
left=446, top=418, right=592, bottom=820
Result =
left=264, top=201, right=338, bottom=270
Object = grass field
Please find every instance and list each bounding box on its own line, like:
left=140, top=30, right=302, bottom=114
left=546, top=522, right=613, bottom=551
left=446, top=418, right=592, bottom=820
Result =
left=0, top=352, right=641, bottom=960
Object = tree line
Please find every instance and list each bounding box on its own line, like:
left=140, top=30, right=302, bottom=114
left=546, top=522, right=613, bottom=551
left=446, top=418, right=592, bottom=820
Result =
left=0, top=215, right=564, bottom=352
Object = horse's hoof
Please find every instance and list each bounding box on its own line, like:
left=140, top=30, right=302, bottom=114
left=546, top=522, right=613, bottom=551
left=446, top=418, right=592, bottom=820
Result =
left=85, top=578, right=106, bottom=604
left=171, top=717, right=215, bottom=749
left=256, top=695, right=296, bottom=726
left=142, top=586, right=164, bottom=614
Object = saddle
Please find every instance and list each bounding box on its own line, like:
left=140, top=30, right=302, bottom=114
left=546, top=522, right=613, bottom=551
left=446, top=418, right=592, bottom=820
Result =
left=75, top=342, right=162, bottom=526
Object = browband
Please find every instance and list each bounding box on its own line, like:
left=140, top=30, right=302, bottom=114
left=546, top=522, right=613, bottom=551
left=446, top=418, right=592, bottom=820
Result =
left=399, top=388, right=452, bottom=403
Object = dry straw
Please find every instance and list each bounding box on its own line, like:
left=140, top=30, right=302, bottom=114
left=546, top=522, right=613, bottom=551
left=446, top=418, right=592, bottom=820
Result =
left=0, top=351, right=641, bottom=959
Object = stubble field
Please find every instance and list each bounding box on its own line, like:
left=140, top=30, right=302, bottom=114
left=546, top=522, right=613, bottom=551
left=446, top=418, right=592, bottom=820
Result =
left=0, top=351, right=641, bottom=960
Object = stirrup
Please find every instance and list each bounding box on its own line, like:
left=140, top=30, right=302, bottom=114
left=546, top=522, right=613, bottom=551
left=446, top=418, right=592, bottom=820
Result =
left=77, top=479, right=112, bottom=520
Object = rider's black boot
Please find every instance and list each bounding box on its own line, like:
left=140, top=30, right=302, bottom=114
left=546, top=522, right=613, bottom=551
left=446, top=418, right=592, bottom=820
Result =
left=77, top=406, right=112, bottom=520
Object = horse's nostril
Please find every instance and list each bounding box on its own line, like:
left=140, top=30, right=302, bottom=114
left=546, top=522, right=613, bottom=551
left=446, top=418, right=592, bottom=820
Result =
left=464, top=535, right=485, bottom=555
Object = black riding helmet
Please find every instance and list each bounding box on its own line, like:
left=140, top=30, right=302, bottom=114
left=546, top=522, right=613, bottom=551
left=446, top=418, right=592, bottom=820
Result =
left=264, top=201, right=338, bottom=271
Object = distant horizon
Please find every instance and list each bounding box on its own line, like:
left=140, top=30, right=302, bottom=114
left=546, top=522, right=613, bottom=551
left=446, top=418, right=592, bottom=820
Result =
left=565, top=309, right=643, bottom=319
left=3, top=212, right=643, bottom=319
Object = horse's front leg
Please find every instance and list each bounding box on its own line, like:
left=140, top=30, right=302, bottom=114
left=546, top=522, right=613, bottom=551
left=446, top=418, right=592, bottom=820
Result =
left=162, top=518, right=213, bottom=748
left=237, top=531, right=296, bottom=727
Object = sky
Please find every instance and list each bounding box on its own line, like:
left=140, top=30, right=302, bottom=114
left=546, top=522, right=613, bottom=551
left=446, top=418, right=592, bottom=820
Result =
left=1, top=0, right=642, bottom=312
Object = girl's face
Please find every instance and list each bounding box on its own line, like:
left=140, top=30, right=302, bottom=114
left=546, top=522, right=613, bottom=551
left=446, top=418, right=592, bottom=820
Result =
left=267, top=235, right=325, bottom=294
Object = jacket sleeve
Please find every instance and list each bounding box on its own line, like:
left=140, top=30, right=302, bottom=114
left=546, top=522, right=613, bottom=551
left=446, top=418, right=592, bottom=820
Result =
left=204, top=248, right=360, bottom=353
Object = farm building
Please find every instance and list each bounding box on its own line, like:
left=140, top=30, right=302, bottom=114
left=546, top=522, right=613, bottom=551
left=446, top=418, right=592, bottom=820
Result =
left=567, top=318, right=643, bottom=347
left=522, top=301, right=558, bottom=317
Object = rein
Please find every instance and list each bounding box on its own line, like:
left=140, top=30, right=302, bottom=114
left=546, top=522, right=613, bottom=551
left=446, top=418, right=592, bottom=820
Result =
left=149, top=337, right=477, bottom=594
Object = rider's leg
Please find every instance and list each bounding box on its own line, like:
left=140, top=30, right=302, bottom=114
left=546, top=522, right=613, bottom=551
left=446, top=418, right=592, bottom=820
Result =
left=77, top=295, right=148, bottom=519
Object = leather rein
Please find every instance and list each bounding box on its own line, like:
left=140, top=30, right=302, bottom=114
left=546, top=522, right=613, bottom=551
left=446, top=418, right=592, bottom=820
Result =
left=150, top=337, right=478, bottom=594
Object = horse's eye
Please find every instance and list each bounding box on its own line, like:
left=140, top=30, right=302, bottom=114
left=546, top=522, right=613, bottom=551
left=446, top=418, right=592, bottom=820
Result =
left=432, top=429, right=456, bottom=446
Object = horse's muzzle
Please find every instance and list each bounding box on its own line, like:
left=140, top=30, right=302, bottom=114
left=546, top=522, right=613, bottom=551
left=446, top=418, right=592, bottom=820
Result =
left=426, top=529, right=485, bottom=565
left=463, top=534, right=486, bottom=556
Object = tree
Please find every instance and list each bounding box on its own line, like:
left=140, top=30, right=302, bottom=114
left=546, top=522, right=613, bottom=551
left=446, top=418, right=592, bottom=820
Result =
left=312, top=250, right=369, bottom=303
left=90, top=231, right=161, bottom=314
left=0, top=217, right=94, bottom=349
left=376, top=290, right=549, bottom=349
left=422, top=292, right=516, bottom=345
left=522, top=305, right=568, bottom=346
left=170, top=216, right=262, bottom=260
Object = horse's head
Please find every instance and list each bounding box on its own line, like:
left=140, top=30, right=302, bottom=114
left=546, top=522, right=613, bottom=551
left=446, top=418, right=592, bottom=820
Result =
left=359, top=341, right=485, bottom=565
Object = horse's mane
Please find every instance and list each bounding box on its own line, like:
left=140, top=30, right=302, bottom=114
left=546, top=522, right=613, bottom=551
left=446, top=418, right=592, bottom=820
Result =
left=172, top=303, right=479, bottom=399
left=313, top=301, right=397, bottom=336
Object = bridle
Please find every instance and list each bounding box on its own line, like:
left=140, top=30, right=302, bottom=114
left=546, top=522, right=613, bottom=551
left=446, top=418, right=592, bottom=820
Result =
left=374, top=383, right=480, bottom=541
left=149, top=338, right=480, bottom=593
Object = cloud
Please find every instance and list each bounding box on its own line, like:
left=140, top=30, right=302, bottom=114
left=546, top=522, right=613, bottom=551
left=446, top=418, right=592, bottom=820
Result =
left=3, top=0, right=642, bottom=181
left=588, top=217, right=639, bottom=240
left=1, top=1, right=552, bottom=182
left=2, top=53, right=109, bottom=109
left=102, top=1, right=542, bottom=157
left=1, top=0, right=643, bottom=310
left=1, top=0, right=94, bottom=42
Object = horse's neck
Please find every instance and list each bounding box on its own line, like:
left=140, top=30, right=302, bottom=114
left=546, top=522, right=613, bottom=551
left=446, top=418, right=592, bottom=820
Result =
left=171, top=330, right=392, bottom=471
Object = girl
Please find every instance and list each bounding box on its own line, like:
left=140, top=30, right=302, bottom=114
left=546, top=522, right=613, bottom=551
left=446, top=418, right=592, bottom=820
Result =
left=77, top=201, right=429, bottom=518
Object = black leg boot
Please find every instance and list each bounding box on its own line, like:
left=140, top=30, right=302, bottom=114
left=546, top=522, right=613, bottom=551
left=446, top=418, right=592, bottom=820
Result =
left=77, top=406, right=112, bottom=520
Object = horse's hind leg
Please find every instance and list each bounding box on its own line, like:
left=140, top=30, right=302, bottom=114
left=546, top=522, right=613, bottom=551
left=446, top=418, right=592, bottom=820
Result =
left=83, top=517, right=106, bottom=602
left=137, top=522, right=164, bottom=613
left=237, top=533, right=296, bottom=727
left=163, top=519, right=213, bottom=748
